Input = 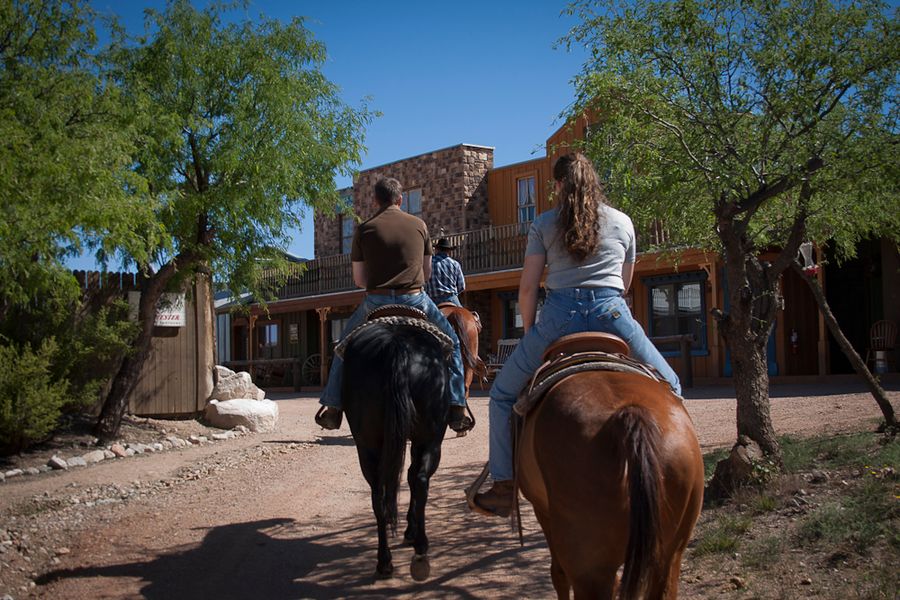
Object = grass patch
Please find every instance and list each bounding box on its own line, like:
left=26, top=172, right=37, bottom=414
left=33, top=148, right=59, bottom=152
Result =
left=741, top=535, right=784, bottom=569
left=797, top=478, right=898, bottom=554
left=781, top=431, right=898, bottom=473
left=692, top=514, right=753, bottom=557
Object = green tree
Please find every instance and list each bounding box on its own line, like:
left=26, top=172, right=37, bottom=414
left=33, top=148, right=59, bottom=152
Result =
left=1, top=0, right=157, bottom=450
left=94, top=0, right=373, bottom=440
left=0, top=0, right=159, bottom=317
left=565, top=0, right=899, bottom=465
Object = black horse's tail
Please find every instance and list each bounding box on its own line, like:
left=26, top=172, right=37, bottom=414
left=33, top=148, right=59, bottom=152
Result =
left=379, top=340, right=415, bottom=533
left=609, top=405, right=662, bottom=600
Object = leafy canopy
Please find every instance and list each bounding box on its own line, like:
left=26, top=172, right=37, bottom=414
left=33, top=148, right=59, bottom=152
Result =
left=109, top=0, right=373, bottom=296
left=565, top=0, right=899, bottom=259
left=0, top=0, right=160, bottom=311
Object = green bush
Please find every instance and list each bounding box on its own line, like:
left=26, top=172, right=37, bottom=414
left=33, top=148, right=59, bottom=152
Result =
left=0, top=340, right=69, bottom=453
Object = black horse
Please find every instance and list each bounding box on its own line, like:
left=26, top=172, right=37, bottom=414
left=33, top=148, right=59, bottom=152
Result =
left=341, top=317, right=451, bottom=581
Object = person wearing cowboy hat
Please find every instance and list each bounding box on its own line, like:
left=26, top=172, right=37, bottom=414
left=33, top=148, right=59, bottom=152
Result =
left=425, top=237, right=466, bottom=307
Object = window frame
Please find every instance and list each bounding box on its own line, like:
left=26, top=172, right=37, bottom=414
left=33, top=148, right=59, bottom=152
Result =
left=642, top=271, right=709, bottom=357
left=402, top=188, right=423, bottom=217
left=516, top=175, right=536, bottom=225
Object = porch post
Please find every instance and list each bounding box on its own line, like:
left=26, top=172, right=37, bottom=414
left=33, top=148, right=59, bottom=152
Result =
left=316, top=307, right=331, bottom=384
left=816, top=263, right=828, bottom=375
left=248, top=314, right=257, bottom=380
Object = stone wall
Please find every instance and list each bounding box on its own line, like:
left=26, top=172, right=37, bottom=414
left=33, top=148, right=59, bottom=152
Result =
left=313, top=144, right=494, bottom=258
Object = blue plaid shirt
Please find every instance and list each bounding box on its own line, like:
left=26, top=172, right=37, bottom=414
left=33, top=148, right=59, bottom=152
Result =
left=425, top=253, right=465, bottom=301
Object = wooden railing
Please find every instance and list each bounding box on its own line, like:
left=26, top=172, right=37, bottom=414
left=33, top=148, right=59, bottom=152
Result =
left=261, top=223, right=529, bottom=301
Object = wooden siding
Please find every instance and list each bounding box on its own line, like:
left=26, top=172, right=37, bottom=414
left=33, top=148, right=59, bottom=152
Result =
left=486, top=157, right=552, bottom=226
left=129, top=278, right=215, bottom=416
left=545, top=113, right=594, bottom=163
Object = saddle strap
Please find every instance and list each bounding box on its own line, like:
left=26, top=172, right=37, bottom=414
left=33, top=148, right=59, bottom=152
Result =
left=334, top=316, right=454, bottom=359
left=513, top=351, right=670, bottom=417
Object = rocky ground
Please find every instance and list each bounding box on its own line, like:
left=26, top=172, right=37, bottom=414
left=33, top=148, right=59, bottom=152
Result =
left=0, top=381, right=897, bottom=599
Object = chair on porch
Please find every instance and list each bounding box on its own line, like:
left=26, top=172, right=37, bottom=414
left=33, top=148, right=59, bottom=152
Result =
left=484, top=338, right=520, bottom=382
left=865, top=320, right=897, bottom=373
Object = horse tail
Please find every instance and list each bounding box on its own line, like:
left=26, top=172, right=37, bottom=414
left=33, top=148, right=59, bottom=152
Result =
left=611, top=404, right=662, bottom=600
left=379, top=339, right=415, bottom=534
left=446, top=310, right=487, bottom=378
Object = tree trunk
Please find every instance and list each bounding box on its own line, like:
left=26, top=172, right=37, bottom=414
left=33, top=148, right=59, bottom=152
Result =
left=94, top=254, right=196, bottom=442
left=727, top=326, right=782, bottom=460
left=791, top=261, right=897, bottom=430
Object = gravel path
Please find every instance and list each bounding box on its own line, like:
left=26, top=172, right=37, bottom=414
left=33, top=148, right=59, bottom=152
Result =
left=1, top=381, right=897, bottom=599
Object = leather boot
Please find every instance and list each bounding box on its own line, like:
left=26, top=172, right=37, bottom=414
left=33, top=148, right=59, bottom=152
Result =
left=447, top=405, right=474, bottom=433
left=315, top=406, right=343, bottom=430
left=473, top=480, right=514, bottom=518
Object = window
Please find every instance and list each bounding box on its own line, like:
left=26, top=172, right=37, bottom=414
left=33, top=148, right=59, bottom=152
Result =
left=256, top=322, right=279, bottom=358
left=340, top=214, right=354, bottom=255
left=402, top=188, right=422, bottom=216
left=338, top=192, right=354, bottom=254
left=643, top=272, right=708, bottom=355
left=331, top=317, right=350, bottom=344
left=499, top=290, right=545, bottom=339
left=517, top=176, right=536, bottom=224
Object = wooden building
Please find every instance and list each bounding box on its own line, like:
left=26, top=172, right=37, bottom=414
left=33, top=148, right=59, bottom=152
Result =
left=76, top=271, right=215, bottom=415
left=216, top=121, right=900, bottom=390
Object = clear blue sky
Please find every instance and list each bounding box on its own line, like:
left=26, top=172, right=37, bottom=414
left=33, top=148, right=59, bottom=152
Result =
left=78, top=1, right=587, bottom=266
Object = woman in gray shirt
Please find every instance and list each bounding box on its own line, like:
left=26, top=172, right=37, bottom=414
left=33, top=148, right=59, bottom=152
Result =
left=473, top=152, right=681, bottom=518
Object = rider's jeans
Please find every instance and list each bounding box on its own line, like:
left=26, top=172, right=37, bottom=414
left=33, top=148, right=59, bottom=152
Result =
left=319, top=291, right=467, bottom=409
left=488, top=287, right=681, bottom=481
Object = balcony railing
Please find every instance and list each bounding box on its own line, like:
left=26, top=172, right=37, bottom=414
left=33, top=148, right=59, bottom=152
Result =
left=262, top=223, right=529, bottom=301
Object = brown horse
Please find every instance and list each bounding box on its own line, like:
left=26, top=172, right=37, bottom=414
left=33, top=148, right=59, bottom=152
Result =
left=438, top=303, right=486, bottom=399
left=517, top=367, right=704, bottom=599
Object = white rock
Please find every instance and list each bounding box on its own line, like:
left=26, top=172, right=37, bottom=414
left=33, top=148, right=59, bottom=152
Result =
left=103, top=450, right=116, bottom=460
left=4, top=469, right=23, bottom=479
left=24, top=467, right=40, bottom=476
left=152, top=443, right=164, bottom=452
left=212, top=431, right=235, bottom=441
left=204, top=398, right=279, bottom=433
left=66, top=457, right=87, bottom=468
left=47, top=456, right=68, bottom=470
left=209, top=369, right=265, bottom=402
left=124, top=448, right=135, bottom=457
left=81, top=450, right=106, bottom=464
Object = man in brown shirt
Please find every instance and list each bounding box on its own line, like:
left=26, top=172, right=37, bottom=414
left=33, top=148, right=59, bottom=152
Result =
left=315, top=177, right=473, bottom=433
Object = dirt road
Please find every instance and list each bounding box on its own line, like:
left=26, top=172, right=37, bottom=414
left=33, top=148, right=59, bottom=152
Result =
left=1, top=383, right=896, bottom=599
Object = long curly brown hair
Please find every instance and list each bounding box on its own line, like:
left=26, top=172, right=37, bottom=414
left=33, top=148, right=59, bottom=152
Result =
left=552, top=152, right=606, bottom=261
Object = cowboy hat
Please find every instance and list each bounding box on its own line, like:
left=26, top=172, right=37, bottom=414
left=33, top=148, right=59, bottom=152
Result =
left=434, top=238, right=457, bottom=250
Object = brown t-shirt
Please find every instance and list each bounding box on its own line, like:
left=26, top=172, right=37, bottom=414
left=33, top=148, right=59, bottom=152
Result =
left=351, top=205, right=432, bottom=290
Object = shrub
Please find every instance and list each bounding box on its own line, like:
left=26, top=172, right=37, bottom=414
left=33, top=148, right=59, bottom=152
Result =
left=0, top=340, right=69, bottom=454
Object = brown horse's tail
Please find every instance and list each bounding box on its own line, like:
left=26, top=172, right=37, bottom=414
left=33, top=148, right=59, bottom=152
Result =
left=610, top=404, right=662, bottom=600
left=445, top=310, right=487, bottom=379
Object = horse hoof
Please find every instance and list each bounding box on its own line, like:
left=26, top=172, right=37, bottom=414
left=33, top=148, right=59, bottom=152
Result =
left=410, top=554, right=430, bottom=582
left=375, top=563, right=393, bottom=580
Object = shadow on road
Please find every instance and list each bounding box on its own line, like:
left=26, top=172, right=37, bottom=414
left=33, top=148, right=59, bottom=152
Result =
left=36, top=462, right=554, bottom=599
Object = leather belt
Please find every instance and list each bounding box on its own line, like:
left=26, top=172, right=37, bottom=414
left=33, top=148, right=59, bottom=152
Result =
left=367, top=287, right=423, bottom=296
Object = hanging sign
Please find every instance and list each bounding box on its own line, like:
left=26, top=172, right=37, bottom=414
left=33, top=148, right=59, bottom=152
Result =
left=154, top=293, right=186, bottom=327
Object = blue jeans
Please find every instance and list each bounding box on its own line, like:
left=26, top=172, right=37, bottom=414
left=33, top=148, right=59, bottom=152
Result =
left=430, top=293, right=462, bottom=307
left=488, top=287, right=681, bottom=481
left=320, top=291, right=467, bottom=409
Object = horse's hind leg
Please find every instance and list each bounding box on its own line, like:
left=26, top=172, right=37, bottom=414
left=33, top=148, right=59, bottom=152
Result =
left=370, top=488, right=393, bottom=579
left=405, top=441, right=441, bottom=581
